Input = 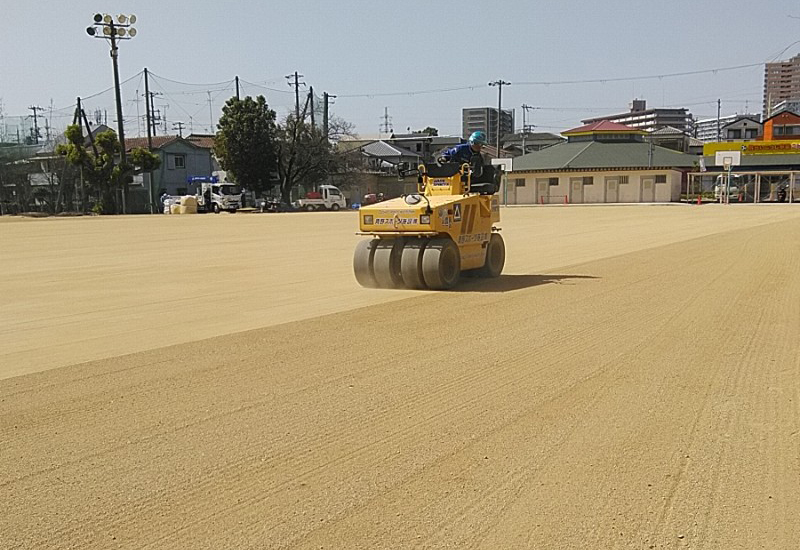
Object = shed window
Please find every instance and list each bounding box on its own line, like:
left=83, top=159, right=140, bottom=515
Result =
left=619, top=175, right=629, bottom=184
left=515, top=178, right=526, bottom=187
left=655, top=175, right=667, bottom=183
left=548, top=177, right=559, bottom=186
left=582, top=176, right=594, bottom=185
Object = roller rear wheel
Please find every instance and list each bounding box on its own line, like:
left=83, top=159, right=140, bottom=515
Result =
left=422, top=238, right=461, bottom=290
left=353, top=239, right=379, bottom=287
left=475, top=233, right=505, bottom=278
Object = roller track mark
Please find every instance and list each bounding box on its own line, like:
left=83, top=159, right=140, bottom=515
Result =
left=296, top=266, right=732, bottom=550
left=14, top=251, right=732, bottom=550
left=136, top=292, right=670, bottom=549
left=644, top=231, right=780, bottom=548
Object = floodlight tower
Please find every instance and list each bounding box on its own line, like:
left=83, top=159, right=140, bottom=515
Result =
left=87, top=13, right=137, bottom=213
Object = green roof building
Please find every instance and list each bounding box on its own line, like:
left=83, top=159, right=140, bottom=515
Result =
left=505, top=121, right=698, bottom=204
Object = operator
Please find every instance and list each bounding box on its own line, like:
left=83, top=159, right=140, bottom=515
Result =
left=438, top=131, right=488, bottom=165
left=437, top=130, right=498, bottom=194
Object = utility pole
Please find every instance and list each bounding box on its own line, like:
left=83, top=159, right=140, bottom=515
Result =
left=129, top=89, right=141, bottom=137
left=173, top=121, right=185, bottom=137
left=716, top=99, right=721, bottom=142
left=144, top=68, right=154, bottom=213
left=207, top=90, right=214, bottom=132
left=323, top=92, right=336, bottom=140
left=488, top=79, right=511, bottom=157
left=309, top=86, right=315, bottom=129
left=28, top=105, right=43, bottom=144
left=521, top=104, right=536, bottom=154
left=145, top=88, right=162, bottom=137
left=285, top=71, right=305, bottom=120
left=75, top=97, right=87, bottom=213
left=144, top=69, right=153, bottom=149
left=235, top=75, right=240, bottom=100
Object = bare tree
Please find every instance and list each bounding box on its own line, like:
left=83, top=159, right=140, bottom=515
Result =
left=275, top=114, right=355, bottom=204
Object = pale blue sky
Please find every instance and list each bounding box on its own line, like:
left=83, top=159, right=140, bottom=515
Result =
left=1, top=0, right=799, bottom=140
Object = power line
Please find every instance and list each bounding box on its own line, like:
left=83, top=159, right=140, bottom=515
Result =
left=146, top=72, right=238, bottom=87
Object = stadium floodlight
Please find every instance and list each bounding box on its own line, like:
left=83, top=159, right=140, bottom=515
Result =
left=85, top=13, right=140, bottom=214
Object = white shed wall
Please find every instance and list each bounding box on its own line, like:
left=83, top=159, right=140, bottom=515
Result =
left=502, top=170, right=683, bottom=204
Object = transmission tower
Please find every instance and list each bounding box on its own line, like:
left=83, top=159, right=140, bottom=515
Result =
left=380, top=107, right=393, bottom=136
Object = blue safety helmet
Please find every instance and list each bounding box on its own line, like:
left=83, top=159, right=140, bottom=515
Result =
left=468, top=131, right=488, bottom=146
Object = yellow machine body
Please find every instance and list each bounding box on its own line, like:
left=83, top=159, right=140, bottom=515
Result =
left=354, top=163, right=505, bottom=289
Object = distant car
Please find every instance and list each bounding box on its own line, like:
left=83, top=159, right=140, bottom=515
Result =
left=713, top=174, right=743, bottom=201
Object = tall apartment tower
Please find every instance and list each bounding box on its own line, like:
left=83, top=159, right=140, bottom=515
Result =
left=763, top=54, right=800, bottom=118
left=462, top=107, right=514, bottom=147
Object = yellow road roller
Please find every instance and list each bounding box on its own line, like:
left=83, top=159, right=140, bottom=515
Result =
left=353, top=161, right=505, bottom=290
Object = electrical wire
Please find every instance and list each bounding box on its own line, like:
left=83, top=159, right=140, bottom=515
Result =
left=146, top=72, right=237, bottom=88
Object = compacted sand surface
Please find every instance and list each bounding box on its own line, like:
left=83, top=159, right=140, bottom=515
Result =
left=1, top=205, right=799, bottom=549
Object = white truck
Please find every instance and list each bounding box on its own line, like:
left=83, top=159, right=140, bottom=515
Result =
left=713, top=174, right=742, bottom=202
left=196, top=181, right=242, bottom=213
left=294, top=184, right=347, bottom=211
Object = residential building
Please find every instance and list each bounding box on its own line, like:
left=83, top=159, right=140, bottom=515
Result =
left=720, top=117, right=762, bottom=141
left=694, top=114, right=762, bottom=142
left=645, top=126, right=692, bottom=153
left=125, top=135, right=214, bottom=210
left=582, top=99, right=692, bottom=134
left=505, top=121, right=697, bottom=204
left=386, top=133, right=462, bottom=162
left=771, top=99, right=800, bottom=116
left=763, top=54, right=800, bottom=118
left=462, top=107, right=514, bottom=147
left=761, top=110, right=800, bottom=141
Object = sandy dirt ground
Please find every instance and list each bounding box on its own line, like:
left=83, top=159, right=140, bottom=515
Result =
left=1, top=204, right=799, bottom=548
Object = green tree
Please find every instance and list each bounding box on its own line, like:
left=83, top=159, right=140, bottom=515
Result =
left=214, top=96, right=278, bottom=197
left=56, top=125, right=159, bottom=214
left=416, top=126, right=439, bottom=136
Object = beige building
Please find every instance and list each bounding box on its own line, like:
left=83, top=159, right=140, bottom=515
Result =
left=503, top=121, right=697, bottom=204
left=763, top=54, right=800, bottom=118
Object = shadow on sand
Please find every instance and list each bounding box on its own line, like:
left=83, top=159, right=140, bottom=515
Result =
left=454, top=273, right=599, bottom=293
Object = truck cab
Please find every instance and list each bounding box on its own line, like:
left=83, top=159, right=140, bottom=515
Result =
left=197, top=182, right=242, bottom=213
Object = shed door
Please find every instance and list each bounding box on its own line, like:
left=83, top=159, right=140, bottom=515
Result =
left=537, top=180, right=549, bottom=204
left=606, top=178, right=619, bottom=203
left=570, top=178, right=584, bottom=204
left=506, top=178, right=517, bottom=205
left=641, top=177, right=655, bottom=202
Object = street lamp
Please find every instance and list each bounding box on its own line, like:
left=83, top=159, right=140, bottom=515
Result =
left=87, top=13, right=137, bottom=213
left=488, top=80, right=510, bottom=158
